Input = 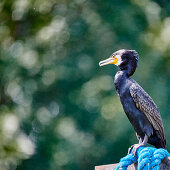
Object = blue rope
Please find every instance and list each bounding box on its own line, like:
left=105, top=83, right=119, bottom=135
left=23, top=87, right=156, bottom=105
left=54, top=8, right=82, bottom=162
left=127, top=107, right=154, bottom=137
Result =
left=116, top=146, right=170, bottom=170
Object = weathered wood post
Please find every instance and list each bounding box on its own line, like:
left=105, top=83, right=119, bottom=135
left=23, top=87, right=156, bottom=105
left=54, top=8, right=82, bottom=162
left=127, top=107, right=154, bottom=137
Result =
left=95, top=157, right=170, bottom=170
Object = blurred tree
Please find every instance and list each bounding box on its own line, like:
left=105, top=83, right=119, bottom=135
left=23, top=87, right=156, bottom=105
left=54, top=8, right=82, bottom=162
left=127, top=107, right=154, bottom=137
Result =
left=0, top=0, right=169, bottom=170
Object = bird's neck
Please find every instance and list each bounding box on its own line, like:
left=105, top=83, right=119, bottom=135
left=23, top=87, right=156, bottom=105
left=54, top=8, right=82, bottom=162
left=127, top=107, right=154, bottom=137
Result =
left=114, top=70, right=129, bottom=93
left=119, top=62, right=136, bottom=77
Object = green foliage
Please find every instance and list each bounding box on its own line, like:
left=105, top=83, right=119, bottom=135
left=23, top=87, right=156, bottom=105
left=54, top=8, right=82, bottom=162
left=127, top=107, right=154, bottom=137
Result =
left=0, top=0, right=170, bottom=169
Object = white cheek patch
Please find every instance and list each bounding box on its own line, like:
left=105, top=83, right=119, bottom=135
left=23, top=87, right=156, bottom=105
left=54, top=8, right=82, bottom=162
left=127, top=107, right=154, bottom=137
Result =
left=115, top=55, right=123, bottom=66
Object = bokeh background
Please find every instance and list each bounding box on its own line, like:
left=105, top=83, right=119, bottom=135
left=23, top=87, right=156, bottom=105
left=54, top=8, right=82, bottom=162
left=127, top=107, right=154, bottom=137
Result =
left=0, top=0, right=170, bottom=169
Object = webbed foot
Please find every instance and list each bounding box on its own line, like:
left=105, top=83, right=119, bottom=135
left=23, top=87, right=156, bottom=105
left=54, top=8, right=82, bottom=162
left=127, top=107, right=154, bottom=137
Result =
left=128, top=144, right=144, bottom=157
left=128, top=135, right=148, bottom=157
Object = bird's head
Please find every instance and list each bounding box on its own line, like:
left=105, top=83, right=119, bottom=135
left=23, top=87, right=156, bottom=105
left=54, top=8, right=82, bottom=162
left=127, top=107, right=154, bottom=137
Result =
left=99, top=49, right=138, bottom=76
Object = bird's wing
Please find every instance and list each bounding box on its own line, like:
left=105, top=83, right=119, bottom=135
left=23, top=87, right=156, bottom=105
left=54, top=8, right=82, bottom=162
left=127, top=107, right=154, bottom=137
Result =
left=130, top=84, right=166, bottom=146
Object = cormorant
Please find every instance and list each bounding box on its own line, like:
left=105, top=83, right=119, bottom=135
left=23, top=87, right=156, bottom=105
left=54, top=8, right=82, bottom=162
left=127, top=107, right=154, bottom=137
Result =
left=99, top=49, right=166, bottom=154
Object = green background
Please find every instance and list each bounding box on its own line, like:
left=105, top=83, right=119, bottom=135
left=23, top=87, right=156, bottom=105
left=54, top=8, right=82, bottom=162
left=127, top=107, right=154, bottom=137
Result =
left=0, top=0, right=170, bottom=169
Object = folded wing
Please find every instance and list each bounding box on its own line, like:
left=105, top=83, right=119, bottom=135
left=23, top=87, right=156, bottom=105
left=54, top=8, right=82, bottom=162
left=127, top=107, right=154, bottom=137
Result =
left=130, top=84, right=166, bottom=148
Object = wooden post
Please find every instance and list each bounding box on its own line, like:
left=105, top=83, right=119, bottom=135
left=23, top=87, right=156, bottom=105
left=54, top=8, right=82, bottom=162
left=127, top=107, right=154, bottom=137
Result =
left=95, top=163, right=137, bottom=170
left=95, top=157, right=170, bottom=170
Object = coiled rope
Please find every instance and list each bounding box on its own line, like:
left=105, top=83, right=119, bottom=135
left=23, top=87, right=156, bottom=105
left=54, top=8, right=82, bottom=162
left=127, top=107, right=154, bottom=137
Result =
left=116, top=146, right=170, bottom=170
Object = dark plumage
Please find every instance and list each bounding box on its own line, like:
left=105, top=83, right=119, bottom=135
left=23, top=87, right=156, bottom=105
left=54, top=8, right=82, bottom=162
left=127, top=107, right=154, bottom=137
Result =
left=99, top=49, right=166, bottom=150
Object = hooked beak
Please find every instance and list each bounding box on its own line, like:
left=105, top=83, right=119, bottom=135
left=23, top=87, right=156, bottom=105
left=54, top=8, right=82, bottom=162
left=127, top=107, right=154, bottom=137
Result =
left=99, top=56, right=118, bottom=67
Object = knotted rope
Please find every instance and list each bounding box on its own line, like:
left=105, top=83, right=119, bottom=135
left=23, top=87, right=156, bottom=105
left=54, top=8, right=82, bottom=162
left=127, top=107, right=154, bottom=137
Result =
left=116, top=146, right=170, bottom=170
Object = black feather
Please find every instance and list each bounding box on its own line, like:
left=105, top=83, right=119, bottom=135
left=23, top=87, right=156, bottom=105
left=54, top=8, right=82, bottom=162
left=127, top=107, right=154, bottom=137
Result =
left=113, top=49, right=166, bottom=149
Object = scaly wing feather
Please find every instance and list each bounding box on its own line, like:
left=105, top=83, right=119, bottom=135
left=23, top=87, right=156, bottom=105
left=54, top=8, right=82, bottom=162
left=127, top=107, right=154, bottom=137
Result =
left=130, top=84, right=166, bottom=147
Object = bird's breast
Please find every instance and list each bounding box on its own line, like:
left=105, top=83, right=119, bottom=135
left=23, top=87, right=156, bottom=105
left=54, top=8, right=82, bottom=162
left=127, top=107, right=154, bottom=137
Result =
left=117, top=84, right=153, bottom=137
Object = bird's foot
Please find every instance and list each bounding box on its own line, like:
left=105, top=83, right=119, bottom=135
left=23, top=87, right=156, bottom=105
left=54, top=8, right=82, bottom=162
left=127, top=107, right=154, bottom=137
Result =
left=128, top=144, right=144, bottom=157
left=128, top=135, right=148, bottom=157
